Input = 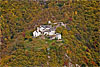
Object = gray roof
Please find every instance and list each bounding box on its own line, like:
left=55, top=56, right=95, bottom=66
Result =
left=40, top=25, right=52, bottom=28
left=56, top=33, right=61, bottom=35
left=43, top=27, right=56, bottom=32
left=44, top=29, right=51, bottom=32
left=50, top=28, right=55, bottom=31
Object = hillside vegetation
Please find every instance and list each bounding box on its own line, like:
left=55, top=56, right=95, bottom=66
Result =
left=0, top=1, right=100, bottom=67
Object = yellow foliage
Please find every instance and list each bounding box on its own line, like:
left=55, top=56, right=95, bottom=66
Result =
left=62, top=30, right=68, bottom=36
left=4, top=1, right=8, bottom=4
left=1, top=15, right=3, bottom=18
left=5, top=38, right=7, bottom=41
left=0, top=55, right=13, bottom=66
left=0, top=1, right=99, bottom=66
left=75, top=11, right=77, bottom=15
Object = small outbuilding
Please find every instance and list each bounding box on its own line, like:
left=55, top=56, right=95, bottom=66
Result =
left=33, top=31, right=41, bottom=37
left=48, top=21, right=51, bottom=24
left=56, top=33, right=61, bottom=40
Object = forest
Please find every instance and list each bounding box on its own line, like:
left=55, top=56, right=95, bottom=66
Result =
left=0, top=0, right=100, bottom=67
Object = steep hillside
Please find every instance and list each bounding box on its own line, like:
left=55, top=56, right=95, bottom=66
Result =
left=0, top=1, right=100, bottom=67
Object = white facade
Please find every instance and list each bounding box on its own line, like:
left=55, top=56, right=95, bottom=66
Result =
left=61, top=22, right=65, bottom=26
left=48, top=31, right=55, bottom=36
left=45, top=28, right=50, bottom=30
left=33, top=31, right=41, bottom=37
left=33, top=31, right=37, bottom=37
left=39, top=27, right=45, bottom=32
left=76, top=64, right=80, bottom=67
left=33, top=21, right=62, bottom=40
left=48, top=21, right=51, bottom=24
left=37, top=27, right=40, bottom=31
left=50, top=36, right=56, bottom=40
left=44, top=32, right=49, bottom=35
left=54, top=23, right=57, bottom=24
left=39, top=25, right=51, bottom=32
left=56, top=33, right=61, bottom=40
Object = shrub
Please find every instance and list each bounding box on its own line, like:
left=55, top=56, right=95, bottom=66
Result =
left=24, top=38, right=28, bottom=40
left=57, top=3, right=63, bottom=7
left=30, top=32, right=33, bottom=36
left=11, top=35, right=14, bottom=39
left=62, top=30, right=68, bottom=36
left=81, top=64, right=86, bottom=67
left=56, top=27, right=63, bottom=34
left=29, top=38, right=32, bottom=41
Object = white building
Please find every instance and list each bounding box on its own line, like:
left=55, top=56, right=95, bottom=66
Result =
left=56, top=33, right=61, bottom=40
left=33, top=21, right=62, bottom=40
left=44, top=31, right=49, bottom=35
left=49, top=30, right=55, bottom=36
left=59, top=22, right=65, bottom=26
left=39, top=27, right=44, bottom=32
left=43, top=27, right=56, bottom=36
left=43, top=30, right=55, bottom=36
left=49, top=35, right=56, bottom=40
left=33, top=28, right=41, bottom=37
left=76, top=64, right=80, bottom=67
left=33, top=31, right=41, bottom=37
left=39, top=25, right=52, bottom=32
left=48, top=21, right=51, bottom=24
left=53, top=23, right=57, bottom=25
